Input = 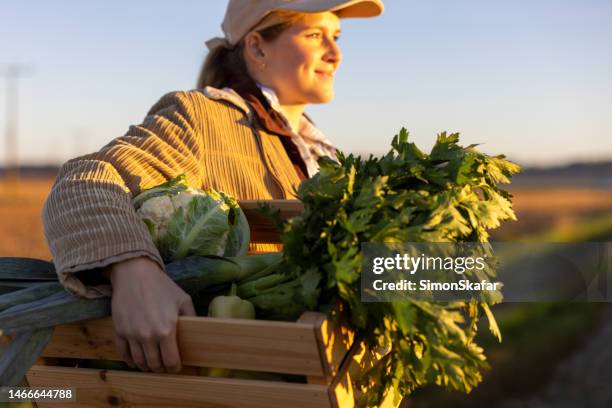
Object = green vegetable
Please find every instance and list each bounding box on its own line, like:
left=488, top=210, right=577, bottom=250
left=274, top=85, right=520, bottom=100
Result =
left=0, top=257, right=58, bottom=281
left=132, top=174, right=250, bottom=261
left=275, top=129, right=520, bottom=406
left=0, top=289, right=111, bottom=332
left=0, top=282, right=63, bottom=312
left=0, top=280, right=55, bottom=295
left=0, top=328, right=54, bottom=386
left=235, top=268, right=319, bottom=321
left=208, top=284, right=255, bottom=319
left=202, top=284, right=256, bottom=378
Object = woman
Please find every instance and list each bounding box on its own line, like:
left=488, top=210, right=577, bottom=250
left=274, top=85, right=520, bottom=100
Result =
left=42, top=0, right=383, bottom=374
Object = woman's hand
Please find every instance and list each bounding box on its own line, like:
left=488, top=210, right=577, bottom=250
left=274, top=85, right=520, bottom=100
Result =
left=107, top=256, right=196, bottom=373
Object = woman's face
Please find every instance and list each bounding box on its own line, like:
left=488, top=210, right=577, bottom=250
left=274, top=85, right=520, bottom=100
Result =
left=250, top=12, right=342, bottom=105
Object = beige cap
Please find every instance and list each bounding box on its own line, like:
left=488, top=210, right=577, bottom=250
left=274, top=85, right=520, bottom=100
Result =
left=206, top=0, right=384, bottom=50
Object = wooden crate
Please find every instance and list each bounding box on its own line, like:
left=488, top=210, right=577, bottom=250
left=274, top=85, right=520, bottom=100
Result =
left=25, top=200, right=400, bottom=407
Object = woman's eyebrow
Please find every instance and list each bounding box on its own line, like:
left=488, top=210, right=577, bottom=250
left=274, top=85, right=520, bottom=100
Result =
left=304, top=25, right=342, bottom=34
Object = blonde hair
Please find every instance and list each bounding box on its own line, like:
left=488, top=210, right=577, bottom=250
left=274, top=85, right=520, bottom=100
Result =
left=197, top=11, right=306, bottom=89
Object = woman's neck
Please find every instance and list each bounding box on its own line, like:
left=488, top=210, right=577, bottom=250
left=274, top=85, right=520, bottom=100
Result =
left=276, top=103, right=305, bottom=133
left=254, top=83, right=305, bottom=132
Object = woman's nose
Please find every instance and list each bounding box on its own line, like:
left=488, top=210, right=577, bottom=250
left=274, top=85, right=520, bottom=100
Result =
left=323, top=37, right=342, bottom=66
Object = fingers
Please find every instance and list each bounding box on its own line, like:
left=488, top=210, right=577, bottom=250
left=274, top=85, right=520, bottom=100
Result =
left=141, top=340, right=165, bottom=373
left=158, top=295, right=191, bottom=372
left=116, top=333, right=179, bottom=373
left=134, top=328, right=182, bottom=373
left=178, top=297, right=196, bottom=317
left=109, top=269, right=193, bottom=374
left=113, top=333, right=135, bottom=368
left=128, top=339, right=149, bottom=372
left=159, top=333, right=183, bottom=374
left=115, top=322, right=181, bottom=373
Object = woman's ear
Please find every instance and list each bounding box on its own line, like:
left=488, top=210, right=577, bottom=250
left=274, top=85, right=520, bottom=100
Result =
left=243, top=31, right=266, bottom=67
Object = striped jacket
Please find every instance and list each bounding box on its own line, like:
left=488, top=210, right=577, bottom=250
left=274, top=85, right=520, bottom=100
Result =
left=42, top=86, right=319, bottom=298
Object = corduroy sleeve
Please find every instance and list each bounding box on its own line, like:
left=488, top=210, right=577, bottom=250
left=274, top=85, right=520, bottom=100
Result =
left=41, top=91, right=207, bottom=298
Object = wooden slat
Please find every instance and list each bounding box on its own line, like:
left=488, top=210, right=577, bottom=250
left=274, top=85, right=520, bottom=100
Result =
left=42, top=315, right=325, bottom=376
left=27, top=365, right=330, bottom=408
left=243, top=210, right=283, bottom=243
left=239, top=200, right=304, bottom=243
left=298, top=303, right=355, bottom=382
left=298, top=305, right=356, bottom=407
left=297, top=313, right=330, bottom=388
left=239, top=200, right=304, bottom=219
left=178, top=316, right=322, bottom=376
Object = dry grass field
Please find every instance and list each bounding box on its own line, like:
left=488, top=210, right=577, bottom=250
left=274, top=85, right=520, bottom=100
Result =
left=0, top=177, right=55, bottom=260
left=494, top=186, right=612, bottom=239
left=0, top=176, right=610, bottom=261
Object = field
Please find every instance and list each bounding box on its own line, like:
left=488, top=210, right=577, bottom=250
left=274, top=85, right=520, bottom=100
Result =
left=0, top=177, right=55, bottom=260
left=494, top=185, right=612, bottom=240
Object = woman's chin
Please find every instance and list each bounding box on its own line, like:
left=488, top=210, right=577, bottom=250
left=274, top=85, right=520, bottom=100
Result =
left=309, top=90, right=335, bottom=104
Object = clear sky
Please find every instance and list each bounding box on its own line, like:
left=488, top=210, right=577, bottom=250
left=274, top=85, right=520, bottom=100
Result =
left=1, top=0, right=611, bottom=166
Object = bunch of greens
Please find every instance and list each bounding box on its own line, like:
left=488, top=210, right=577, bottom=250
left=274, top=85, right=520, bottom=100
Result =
left=273, top=129, right=521, bottom=406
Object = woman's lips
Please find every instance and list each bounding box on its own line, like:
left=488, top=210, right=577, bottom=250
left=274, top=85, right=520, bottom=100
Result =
left=315, top=71, right=334, bottom=79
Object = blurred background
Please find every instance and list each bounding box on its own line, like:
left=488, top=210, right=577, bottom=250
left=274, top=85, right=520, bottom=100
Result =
left=1, top=0, right=611, bottom=406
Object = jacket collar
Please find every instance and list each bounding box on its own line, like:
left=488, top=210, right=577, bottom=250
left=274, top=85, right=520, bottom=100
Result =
left=200, top=86, right=253, bottom=119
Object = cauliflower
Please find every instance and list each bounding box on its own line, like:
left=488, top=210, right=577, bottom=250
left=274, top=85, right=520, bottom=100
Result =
left=136, top=194, right=181, bottom=243
left=171, top=187, right=201, bottom=208
left=132, top=174, right=249, bottom=262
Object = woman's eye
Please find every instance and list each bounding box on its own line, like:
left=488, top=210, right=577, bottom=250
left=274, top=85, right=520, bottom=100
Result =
left=306, top=32, right=340, bottom=42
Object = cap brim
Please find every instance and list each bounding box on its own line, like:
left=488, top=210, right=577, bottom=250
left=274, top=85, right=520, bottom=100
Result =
left=276, top=0, right=384, bottom=18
